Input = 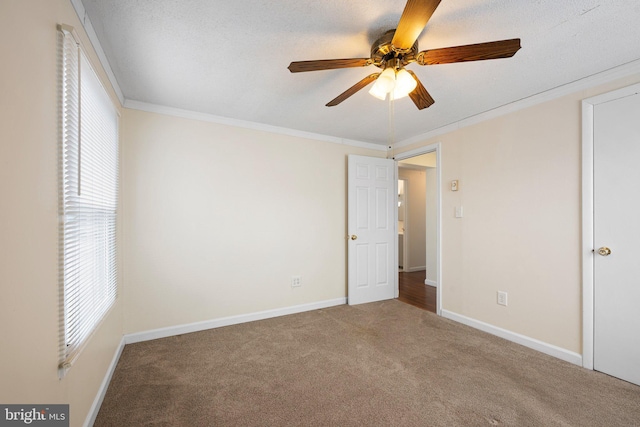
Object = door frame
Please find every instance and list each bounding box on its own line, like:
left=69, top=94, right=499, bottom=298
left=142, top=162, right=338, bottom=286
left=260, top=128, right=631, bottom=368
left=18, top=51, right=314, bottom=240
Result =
left=581, top=82, right=640, bottom=370
left=393, top=142, right=442, bottom=315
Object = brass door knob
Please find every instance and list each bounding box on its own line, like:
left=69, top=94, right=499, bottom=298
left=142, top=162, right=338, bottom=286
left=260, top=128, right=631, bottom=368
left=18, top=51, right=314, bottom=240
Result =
left=350, top=235, right=358, bottom=240
left=598, top=247, right=612, bottom=256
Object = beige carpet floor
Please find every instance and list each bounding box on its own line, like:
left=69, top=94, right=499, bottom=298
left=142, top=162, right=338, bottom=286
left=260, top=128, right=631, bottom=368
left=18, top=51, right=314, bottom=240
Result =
left=95, top=300, right=640, bottom=426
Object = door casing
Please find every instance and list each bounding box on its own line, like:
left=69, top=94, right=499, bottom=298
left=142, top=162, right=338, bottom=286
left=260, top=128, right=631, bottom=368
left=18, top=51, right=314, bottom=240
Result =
left=581, top=82, right=640, bottom=369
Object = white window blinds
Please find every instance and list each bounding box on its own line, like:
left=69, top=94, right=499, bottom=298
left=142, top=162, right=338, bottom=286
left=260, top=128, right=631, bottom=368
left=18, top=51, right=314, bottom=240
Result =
left=59, top=25, right=119, bottom=374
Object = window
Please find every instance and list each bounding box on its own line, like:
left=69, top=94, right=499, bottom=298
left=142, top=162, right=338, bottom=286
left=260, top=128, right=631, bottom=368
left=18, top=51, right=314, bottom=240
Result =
left=58, top=25, right=119, bottom=374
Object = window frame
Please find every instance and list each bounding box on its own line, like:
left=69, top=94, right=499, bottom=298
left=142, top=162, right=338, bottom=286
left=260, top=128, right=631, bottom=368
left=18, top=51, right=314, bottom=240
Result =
left=58, top=24, right=120, bottom=377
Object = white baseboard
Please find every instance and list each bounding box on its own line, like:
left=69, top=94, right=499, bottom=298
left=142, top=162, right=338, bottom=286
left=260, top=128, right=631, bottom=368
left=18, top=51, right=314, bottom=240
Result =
left=404, top=266, right=426, bottom=273
left=124, top=298, right=347, bottom=344
left=425, top=279, right=437, bottom=287
left=83, top=337, right=125, bottom=427
left=441, top=309, right=582, bottom=366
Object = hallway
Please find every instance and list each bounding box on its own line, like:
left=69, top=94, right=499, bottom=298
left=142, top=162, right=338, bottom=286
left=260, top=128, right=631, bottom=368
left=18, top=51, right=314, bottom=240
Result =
left=398, top=270, right=436, bottom=313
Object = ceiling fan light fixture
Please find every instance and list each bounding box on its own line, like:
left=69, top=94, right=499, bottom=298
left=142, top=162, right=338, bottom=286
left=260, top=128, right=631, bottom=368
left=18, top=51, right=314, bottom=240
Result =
left=374, top=67, right=396, bottom=93
left=369, top=67, right=417, bottom=101
left=288, top=0, right=521, bottom=109
left=392, top=68, right=418, bottom=100
left=369, top=67, right=396, bottom=100
left=368, top=83, right=388, bottom=100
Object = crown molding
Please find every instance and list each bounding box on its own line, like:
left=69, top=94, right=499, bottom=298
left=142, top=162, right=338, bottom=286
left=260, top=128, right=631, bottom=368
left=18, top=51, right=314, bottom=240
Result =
left=395, top=58, right=640, bottom=150
left=69, top=0, right=639, bottom=154
left=124, top=100, right=386, bottom=151
left=66, top=0, right=380, bottom=151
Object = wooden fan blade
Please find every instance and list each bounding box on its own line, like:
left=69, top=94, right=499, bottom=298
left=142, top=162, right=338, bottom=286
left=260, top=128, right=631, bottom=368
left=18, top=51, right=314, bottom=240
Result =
left=392, top=0, right=442, bottom=50
left=326, top=73, right=380, bottom=107
left=417, top=39, right=521, bottom=65
left=406, top=70, right=434, bottom=110
left=288, top=58, right=371, bottom=73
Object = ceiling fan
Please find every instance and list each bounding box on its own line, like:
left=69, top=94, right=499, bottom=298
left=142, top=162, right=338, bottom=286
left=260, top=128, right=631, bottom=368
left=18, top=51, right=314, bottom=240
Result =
left=288, top=0, right=521, bottom=110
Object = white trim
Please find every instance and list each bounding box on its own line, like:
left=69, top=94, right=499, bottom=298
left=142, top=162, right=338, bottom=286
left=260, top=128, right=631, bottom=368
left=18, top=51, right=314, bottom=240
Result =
left=69, top=0, right=124, bottom=105
left=124, top=298, right=347, bottom=344
left=581, top=98, right=595, bottom=370
left=124, top=100, right=386, bottom=152
left=580, top=82, right=640, bottom=371
left=441, top=310, right=583, bottom=366
left=425, top=279, right=437, bottom=287
left=404, top=266, right=426, bottom=273
left=394, top=142, right=442, bottom=316
left=394, top=169, right=400, bottom=299
left=393, top=145, right=438, bottom=161
left=83, top=337, right=125, bottom=427
left=395, top=59, right=640, bottom=150
left=581, top=81, right=640, bottom=105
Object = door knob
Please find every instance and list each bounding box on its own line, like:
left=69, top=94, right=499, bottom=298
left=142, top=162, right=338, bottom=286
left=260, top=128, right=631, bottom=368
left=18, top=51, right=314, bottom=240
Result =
left=350, top=235, right=358, bottom=240
left=597, top=247, right=612, bottom=256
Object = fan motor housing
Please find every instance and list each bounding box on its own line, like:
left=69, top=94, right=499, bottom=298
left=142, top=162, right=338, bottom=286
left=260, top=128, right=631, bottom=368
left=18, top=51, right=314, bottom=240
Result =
left=371, top=29, right=419, bottom=68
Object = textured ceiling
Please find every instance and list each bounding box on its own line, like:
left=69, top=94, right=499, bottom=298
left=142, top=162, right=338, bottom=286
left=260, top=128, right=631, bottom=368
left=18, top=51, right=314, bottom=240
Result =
left=80, top=0, right=640, bottom=146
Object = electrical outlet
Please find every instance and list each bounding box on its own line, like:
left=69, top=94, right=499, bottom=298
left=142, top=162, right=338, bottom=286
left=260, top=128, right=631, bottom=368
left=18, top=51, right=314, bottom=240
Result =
left=291, top=276, right=301, bottom=288
left=497, top=291, right=508, bottom=306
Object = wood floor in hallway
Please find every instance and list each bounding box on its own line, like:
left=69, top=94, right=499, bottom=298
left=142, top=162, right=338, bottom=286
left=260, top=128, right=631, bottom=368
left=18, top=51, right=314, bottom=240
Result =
left=398, top=270, right=436, bottom=313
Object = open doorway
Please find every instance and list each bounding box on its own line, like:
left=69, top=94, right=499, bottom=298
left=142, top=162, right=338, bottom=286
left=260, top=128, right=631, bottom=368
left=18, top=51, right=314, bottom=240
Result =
left=395, top=145, right=440, bottom=314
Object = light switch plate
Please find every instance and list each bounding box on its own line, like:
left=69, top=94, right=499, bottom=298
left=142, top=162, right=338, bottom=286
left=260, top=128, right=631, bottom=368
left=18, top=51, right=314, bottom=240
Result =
left=451, top=180, right=459, bottom=191
left=455, top=206, right=463, bottom=218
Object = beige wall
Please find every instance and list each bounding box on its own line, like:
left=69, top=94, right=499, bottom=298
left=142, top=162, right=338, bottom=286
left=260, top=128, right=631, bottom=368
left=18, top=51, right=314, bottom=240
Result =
left=400, top=152, right=437, bottom=168
left=398, top=168, right=426, bottom=272
left=0, top=1, right=123, bottom=426
left=397, top=73, right=640, bottom=354
left=121, top=108, right=384, bottom=333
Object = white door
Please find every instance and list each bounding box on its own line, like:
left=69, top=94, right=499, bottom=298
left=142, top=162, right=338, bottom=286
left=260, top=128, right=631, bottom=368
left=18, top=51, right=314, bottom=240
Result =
left=593, top=91, right=640, bottom=386
left=347, top=155, right=396, bottom=305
